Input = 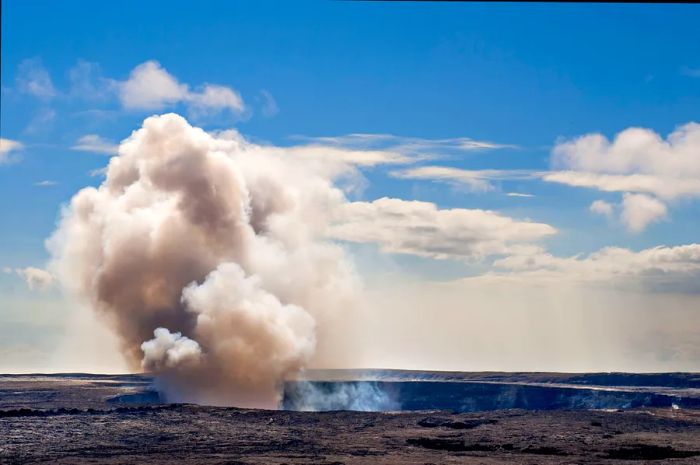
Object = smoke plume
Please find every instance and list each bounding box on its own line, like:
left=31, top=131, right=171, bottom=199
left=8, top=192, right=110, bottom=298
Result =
left=48, top=113, right=359, bottom=408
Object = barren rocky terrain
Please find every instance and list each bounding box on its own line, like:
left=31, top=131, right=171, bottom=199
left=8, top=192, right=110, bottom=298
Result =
left=2, top=373, right=699, bottom=464
left=3, top=405, right=700, bottom=464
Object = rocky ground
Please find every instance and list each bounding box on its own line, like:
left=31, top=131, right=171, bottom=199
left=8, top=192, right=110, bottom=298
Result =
left=2, top=374, right=699, bottom=464
left=2, top=405, right=700, bottom=464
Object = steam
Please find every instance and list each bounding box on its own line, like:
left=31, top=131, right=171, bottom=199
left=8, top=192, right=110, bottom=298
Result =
left=283, top=381, right=399, bottom=412
left=141, top=328, right=203, bottom=370
left=48, top=113, right=359, bottom=408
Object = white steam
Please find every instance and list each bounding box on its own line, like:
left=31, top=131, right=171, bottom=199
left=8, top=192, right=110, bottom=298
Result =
left=284, top=381, right=399, bottom=412
left=48, top=113, right=359, bottom=408
left=141, top=328, right=203, bottom=370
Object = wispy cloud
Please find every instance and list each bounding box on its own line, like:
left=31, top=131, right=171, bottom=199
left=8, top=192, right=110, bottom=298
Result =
left=680, top=66, right=700, bottom=78
left=506, top=192, right=534, bottom=198
left=68, top=60, right=112, bottom=101
left=16, top=58, right=56, bottom=100
left=71, top=134, right=119, bottom=155
left=285, top=134, right=518, bottom=183
left=0, top=138, right=23, bottom=164
left=259, top=89, right=279, bottom=117
left=24, top=108, right=56, bottom=135
left=391, top=166, right=538, bottom=193
left=294, top=133, right=516, bottom=157
left=34, top=180, right=58, bottom=187
left=542, top=171, right=700, bottom=199
left=279, top=144, right=414, bottom=167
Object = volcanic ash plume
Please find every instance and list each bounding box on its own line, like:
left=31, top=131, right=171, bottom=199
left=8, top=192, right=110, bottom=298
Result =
left=48, top=113, right=358, bottom=408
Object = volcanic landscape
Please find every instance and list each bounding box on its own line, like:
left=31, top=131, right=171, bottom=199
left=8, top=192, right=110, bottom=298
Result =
left=2, top=370, right=700, bottom=464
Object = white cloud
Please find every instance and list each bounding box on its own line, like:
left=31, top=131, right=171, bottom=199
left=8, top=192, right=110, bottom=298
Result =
left=188, top=84, right=245, bottom=115
left=329, top=197, right=556, bottom=260
left=542, top=171, right=700, bottom=199
left=621, top=193, right=667, bottom=233
left=141, top=328, right=202, bottom=370
left=590, top=200, right=614, bottom=218
left=8, top=267, right=55, bottom=291
left=117, top=61, right=244, bottom=116
left=506, top=192, right=534, bottom=198
left=491, top=243, right=700, bottom=293
left=16, top=58, right=56, bottom=99
left=588, top=197, right=665, bottom=232
left=72, top=134, right=119, bottom=155
left=391, top=166, right=536, bottom=193
left=0, top=138, right=23, bottom=164
left=544, top=122, right=700, bottom=230
left=118, top=61, right=188, bottom=109
left=547, top=122, right=700, bottom=201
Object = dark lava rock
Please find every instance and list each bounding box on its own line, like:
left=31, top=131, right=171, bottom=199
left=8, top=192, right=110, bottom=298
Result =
left=520, top=445, right=569, bottom=456
left=417, top=417, right=497, bottom=429
left=3, top=374, right=700, bottom=464
left=406, top=437, right=499, bottom=452
left=603, top=444, right=700, bottom=460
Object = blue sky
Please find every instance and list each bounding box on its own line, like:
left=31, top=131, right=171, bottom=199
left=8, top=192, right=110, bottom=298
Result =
left=1, top=1, right=699, bottom=373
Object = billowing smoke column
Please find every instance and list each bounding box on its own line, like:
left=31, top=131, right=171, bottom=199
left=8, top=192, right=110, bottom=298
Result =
left=48, top=114, right=358, bottom=408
